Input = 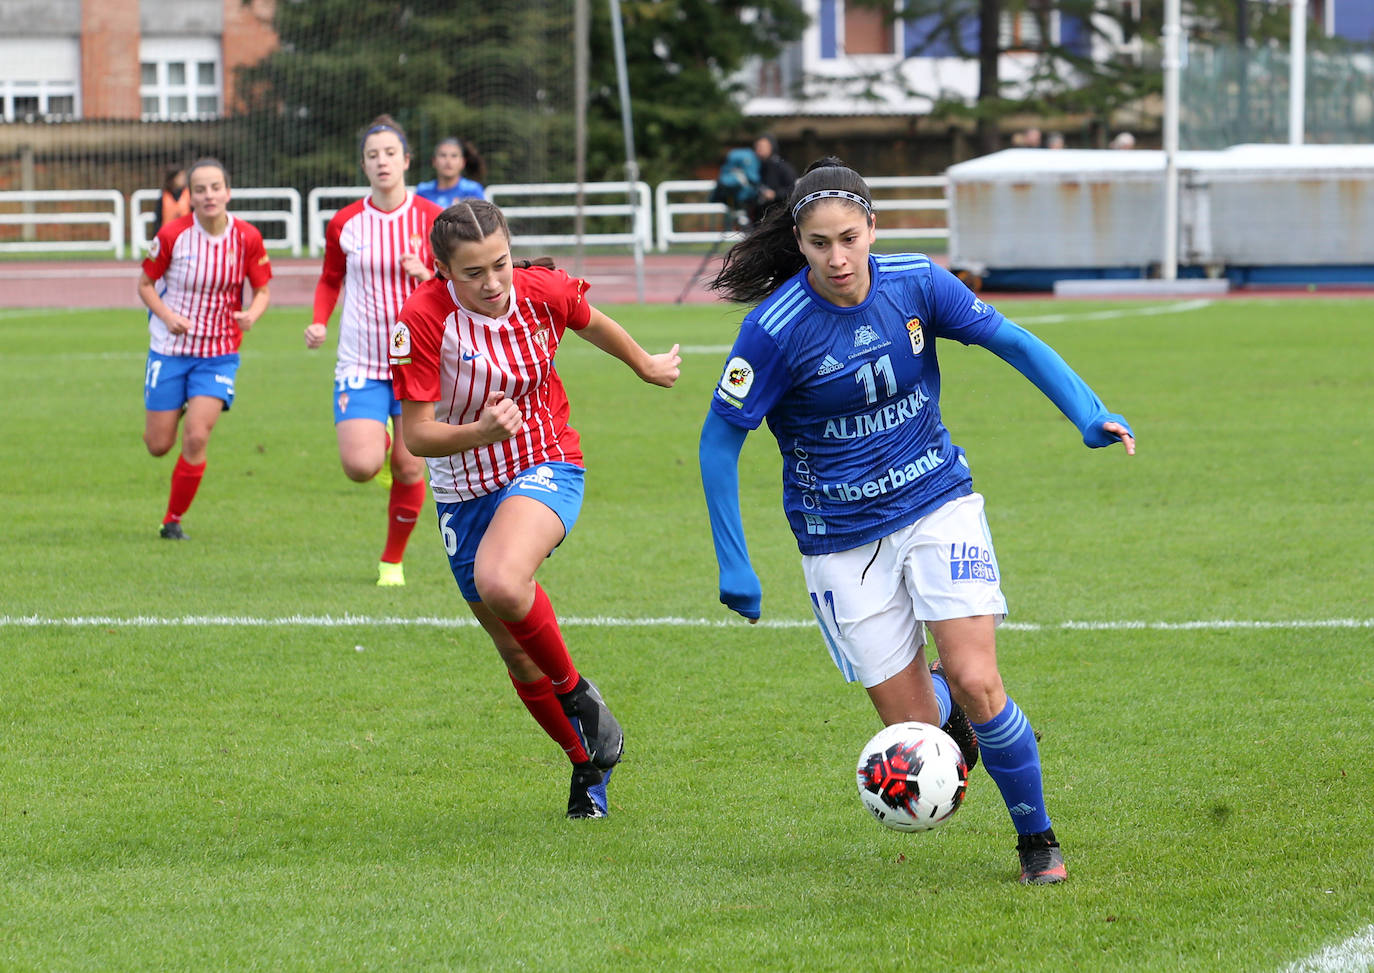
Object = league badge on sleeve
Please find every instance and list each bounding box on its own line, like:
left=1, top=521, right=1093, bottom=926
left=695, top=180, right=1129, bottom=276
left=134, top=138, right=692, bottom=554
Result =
left=716, top=356, right=754, bottom=408
left=147, top=237, right=161, bottom=260
left=390, top=321, right=411, bottom=364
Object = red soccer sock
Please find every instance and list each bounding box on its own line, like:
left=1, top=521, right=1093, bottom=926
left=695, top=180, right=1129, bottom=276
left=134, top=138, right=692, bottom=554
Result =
left=498, top=583, right=580, bottom=693
left=381, top=478, right=426, bottom=564
left=164, top=455, right=206, bottom=524
left=508, top=672, right=590, bottom=765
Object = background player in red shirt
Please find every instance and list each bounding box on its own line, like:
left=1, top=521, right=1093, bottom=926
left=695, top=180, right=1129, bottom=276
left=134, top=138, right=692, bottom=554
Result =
left=305, top=115, right=443, bottom=586
left=390, top=200, right=681, bottom=818
left=138, top=158, right=272, bottom=539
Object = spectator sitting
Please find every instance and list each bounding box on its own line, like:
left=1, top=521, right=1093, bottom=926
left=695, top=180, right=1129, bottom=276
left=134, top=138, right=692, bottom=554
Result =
left=1110, top=132, right=1137, bottom=150
left=750, top=134, right=797, bottom=222
left=1046, top=132, right=1066, bottom=150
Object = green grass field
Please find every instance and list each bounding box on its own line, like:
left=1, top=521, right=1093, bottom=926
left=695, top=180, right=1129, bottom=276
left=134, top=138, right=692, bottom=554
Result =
left=1, top=295, right=1370, bottom=971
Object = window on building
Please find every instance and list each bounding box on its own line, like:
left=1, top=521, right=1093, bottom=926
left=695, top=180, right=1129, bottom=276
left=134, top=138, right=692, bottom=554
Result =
left=1001, top=1, right=1061, bottom=50
left=845, top=2, right=896, bottom=55
left=139, top=38, right=222, bottom=121
left=0, top=80, right=80, bottom=122
left=0, top=38, right=81, bottom=122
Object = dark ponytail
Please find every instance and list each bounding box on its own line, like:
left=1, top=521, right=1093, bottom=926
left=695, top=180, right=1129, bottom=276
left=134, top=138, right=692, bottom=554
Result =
left=711, top=157, right=873, bottom=305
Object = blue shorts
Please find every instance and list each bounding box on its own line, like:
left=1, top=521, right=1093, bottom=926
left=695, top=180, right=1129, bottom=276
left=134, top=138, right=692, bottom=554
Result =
left=435, top=462, right=586, bottom=602
left=144, top=351, right=239, bottom=412
left=334, top=376, right=402, bottom=424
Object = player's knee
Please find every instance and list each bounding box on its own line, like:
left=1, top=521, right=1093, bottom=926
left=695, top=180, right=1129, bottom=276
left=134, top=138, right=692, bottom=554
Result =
left=144, top=431, right=173, bottom=456
left=947, top=668, right=1006, bottom=723
left=473, top=570, right=528, bottom=619
left=341, top=459, right=379, bottom=483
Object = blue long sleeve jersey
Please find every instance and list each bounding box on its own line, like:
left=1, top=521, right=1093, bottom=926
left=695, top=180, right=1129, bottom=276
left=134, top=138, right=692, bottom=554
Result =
left=700, top=255, right=1130, bottom=570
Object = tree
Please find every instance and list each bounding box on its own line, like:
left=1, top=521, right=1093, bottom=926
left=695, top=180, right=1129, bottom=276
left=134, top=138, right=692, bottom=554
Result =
left=584, top=0, right=807, bottom=184
left=231, top=0, right=806, bottom=192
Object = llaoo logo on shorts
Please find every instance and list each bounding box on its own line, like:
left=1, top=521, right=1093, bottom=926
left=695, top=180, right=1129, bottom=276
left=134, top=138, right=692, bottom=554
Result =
left=517, top=465, right=558, bottom=493
left=949, top=541, right=997, bottom=582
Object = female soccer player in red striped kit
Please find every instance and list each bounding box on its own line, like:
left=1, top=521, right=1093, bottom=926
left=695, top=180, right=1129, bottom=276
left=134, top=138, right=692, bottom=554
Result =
left=138, top=158, right=272, bottom=540
left=305, top=114, right=444, bottom=586
left=389, top=200, right=681, bottom=818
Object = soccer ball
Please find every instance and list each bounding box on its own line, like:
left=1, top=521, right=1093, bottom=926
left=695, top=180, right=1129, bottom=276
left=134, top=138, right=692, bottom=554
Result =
left=856, top=721, right=968, bottom=832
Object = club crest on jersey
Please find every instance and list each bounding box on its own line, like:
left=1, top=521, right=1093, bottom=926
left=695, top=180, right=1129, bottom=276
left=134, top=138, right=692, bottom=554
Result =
left=409, top=233, right=423, bottom=252
left=391, top=322, right=411, bottom=356
left=905, top=317, right=925, bottom=355
left=532, top=324, right=550, bottom=353
left=719, top=356, right=754, bottom=400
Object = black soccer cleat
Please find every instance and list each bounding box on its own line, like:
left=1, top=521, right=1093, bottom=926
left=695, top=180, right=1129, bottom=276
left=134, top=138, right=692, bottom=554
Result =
left=159, top=521, right=189, bottom=540
left=930, top=659, right=979, bottom=771
left=1017, top=829, right=1067, bottom=885
left=566, top=761, right=608, bottom=819
left=559, top=677, right=623, bottom=771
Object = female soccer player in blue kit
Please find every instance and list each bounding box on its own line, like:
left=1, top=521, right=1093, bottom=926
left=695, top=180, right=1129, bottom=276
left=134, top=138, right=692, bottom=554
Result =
left=698, top=158, right=1135, bottom=885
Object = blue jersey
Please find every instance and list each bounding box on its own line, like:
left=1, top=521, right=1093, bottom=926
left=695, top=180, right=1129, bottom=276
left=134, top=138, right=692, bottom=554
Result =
left=415, top=178, right=485, bottom=208
left=709, top=254, right=1005, bottom=555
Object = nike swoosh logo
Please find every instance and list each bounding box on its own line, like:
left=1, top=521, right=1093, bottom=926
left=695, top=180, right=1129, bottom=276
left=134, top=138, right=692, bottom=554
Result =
left=461, top=351, right=482, bottom=361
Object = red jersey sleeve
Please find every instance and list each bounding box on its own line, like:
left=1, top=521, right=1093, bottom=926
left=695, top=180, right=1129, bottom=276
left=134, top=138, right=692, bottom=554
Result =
left=312, top=211, right=349, bottom=324
left=242, top=224, right=273, bottom=288
left=558, top=269, right=593, bottom=331
left=141, top=218, right=183, bottom=282
left=389, top=279, right=447, bottom=402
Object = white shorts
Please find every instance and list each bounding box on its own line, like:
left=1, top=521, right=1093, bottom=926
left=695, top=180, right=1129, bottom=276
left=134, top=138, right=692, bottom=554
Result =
left=801, top=492, right=1008, bottom=688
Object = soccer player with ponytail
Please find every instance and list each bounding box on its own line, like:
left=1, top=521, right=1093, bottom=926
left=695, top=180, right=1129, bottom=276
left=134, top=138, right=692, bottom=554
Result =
left=139, top=158, right=271, bottom=540
left=305, top=114, right=443, bottom=586
left=389, top=199, right=681, bottom=818
left=699, top=158, right=1135, bottom=883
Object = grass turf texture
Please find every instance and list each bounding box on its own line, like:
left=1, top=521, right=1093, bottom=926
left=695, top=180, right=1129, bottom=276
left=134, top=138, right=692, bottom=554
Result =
left=1, top=297, right=1370, bottom=970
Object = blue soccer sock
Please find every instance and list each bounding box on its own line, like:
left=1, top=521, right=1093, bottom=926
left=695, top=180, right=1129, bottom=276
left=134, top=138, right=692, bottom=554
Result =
left=928, top=665, right=953, bottom=726
left=970, top=697, right=1052, bottom=835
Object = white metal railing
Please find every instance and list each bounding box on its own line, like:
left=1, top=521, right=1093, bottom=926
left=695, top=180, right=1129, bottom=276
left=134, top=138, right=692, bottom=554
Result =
left=131, top=188, right=303, bottom=257
left=655, top=176, right=950, bottom=251
left=0, top=190, right=126, bottom=258
left=0, top=177, right=949, bottom=261
left=655, top=179, right=735, bottom=252
left=305, top=186, right=371, bottom=257
left=865, top=176, right=950, bottom=242
left=484, top=182, right=653, bottom=251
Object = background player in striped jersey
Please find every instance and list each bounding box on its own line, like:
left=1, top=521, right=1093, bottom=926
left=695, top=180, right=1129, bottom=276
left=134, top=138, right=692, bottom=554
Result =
left=415, top=136, right=486, bottom=209
left=699, top=158, right=1135, bottom=884
left=305, top=115, right=444, bottom=586
left=389, top=200, right=681, bottom=819
left=138, top=158, right=272, bottom=540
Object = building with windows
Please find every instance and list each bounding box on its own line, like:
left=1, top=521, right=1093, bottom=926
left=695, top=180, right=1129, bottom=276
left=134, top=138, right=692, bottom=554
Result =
left=737, top=0, right=1374, bottom=170
left=0, top=0, right=275, bottom=124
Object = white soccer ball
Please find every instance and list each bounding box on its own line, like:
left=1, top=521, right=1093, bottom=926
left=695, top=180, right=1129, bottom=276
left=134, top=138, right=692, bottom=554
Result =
left=856, top=721, right=969, bottom=832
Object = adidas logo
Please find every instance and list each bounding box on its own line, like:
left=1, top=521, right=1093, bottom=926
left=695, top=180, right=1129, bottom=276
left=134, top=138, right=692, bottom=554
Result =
left=1009, top=802, right=1038, bottom=816
left=817, top=355, right=843, bottom=376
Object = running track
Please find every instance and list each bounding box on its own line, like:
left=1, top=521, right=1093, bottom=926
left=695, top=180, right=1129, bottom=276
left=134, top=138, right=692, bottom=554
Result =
left=0, top=255, right=1369, bottom=308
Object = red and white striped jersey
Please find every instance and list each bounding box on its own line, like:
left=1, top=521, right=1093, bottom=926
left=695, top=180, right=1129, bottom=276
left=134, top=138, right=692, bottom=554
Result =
left=389, top=266, right=593, bottom=502
left=314, top=193, right=442, bottom=382
left=142, top=213, right=272, bottom=358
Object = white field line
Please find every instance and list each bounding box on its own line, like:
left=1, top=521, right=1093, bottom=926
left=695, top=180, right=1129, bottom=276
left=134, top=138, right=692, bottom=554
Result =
left=1278, top=924, right=1374, bottom=973
left=1, top=615, right=1369, bottom=631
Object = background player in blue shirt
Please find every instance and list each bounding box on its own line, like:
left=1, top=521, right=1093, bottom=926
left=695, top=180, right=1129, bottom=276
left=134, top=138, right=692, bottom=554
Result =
left=698, top=157, right=1135, bottom=885
left=416, top=136, right=486, bottom=208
